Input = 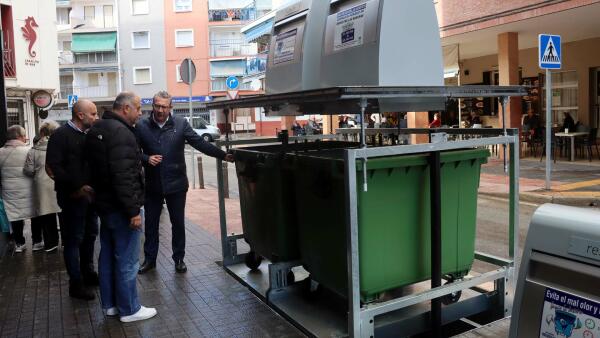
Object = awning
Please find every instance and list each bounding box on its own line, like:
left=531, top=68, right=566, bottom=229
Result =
left=443, top=44, right=460, bottom=78
left=243, top=18, right=273, bottom=42
left=72, top=32, right=117, bottom=53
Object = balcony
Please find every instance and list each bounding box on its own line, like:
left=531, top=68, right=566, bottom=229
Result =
left=210, top=39, right=257, bottom=58
left=211, top=78, right=252, bottom=92
left=74, top=85, right=117, bottom=98
left=58, top=85, right=73, bottom=99
left=3, top=48, right=16, bottom=78
left=59, top=51, right=74, bottom=65
left=74, top=51, right=117, bottom=65
left=208, top=8, right=256, bottom=22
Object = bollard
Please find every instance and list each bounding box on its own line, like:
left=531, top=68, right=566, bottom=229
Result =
left=222, top=162, right=229, bottom=199
left=197, top=156, right=204, bottom=189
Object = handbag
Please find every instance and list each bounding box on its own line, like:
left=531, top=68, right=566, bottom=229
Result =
left=0, top=197, right=10, bottom=233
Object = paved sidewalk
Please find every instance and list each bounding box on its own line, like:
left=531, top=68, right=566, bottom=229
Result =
left=480, top=158, right=600, bottom=205
left=0, top=203, right=303, bottom=338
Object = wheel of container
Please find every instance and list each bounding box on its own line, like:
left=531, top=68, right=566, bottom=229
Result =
left=442, top=278, right=462, bottom=305
left=245, top=251, right=262, bottom=270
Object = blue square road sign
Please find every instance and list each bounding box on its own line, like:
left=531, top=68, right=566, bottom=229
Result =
left=539, top=34, right=561, bottom=69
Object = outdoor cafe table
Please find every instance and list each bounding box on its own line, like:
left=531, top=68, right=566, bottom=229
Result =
left=555, top=131, right=588, bottom=161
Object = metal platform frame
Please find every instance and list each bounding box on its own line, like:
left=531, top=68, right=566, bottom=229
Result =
left=209, top=86, right=526, bottom=337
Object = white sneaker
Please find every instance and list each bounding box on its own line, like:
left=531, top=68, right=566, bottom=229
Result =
left=45, top=245, right=58, bottom=253
left=103, top=307, right=119, bottom=316
left=32, top=242, right=45, bottom=251
left=120, top=306, right=157, bottom=323
left=15, top=244, right=26, bottom=253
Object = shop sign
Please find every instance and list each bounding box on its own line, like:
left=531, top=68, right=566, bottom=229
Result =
left=32, top=90, right=52, bottom=109
left=22, top=16, right=40, bottom=67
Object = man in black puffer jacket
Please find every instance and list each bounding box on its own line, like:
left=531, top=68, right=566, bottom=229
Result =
left=135, top=91, right=234, bottom=274
left=85, top=92, right=157, bottom=323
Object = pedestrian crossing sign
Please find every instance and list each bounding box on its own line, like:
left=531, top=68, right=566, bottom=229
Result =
left=539, top=34, right=561, bottom=69
left=67, top=94, right=78, bottom=108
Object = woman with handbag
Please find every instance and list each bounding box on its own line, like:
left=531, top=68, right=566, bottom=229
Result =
left=0, top=125, right=35, bottom=252
left=24, top=121, right=62, bottom=252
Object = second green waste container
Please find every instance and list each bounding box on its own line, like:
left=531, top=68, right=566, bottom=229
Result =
left=234, top=141, right=358, bottom=265
left=293, top=148, right=490, bottom=302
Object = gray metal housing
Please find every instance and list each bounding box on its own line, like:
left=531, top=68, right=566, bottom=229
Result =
left=320, top=0, right=445, bottom=111
left=265, top=0, right=330, bottom=94
left=510, top=204, right=600, bottom=337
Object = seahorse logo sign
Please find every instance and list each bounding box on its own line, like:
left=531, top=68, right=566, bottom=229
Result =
left=21, top=16, right=39, bottom=58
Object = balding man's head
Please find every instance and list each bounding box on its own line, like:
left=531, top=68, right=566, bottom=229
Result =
left=113, top=91, right=142, bottom=126
left=72, top=99, right=98, bottom=130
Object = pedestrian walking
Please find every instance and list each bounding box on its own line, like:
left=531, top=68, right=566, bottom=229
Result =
left=46, top=99, right=99, bottom=300
left=0, top=125, right=35, bottom=253
left=85, top=92, right=157, bottom=322
left=24, top=121, right=61, bottom=253
left=135, top=91, right=234, bottom=274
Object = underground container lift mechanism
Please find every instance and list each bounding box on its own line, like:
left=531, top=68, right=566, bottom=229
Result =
left=208, top=86, right=526, bottom=337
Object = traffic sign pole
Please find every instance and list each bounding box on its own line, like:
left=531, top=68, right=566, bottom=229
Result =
left=539, top=34, right=561, bottom=191
left=545, top=69, right=551, bottom=190
left=187, top=58, right=196, bottom=189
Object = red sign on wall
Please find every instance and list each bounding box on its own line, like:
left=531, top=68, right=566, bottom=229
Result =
left=22, top=16, right=39, bottom=66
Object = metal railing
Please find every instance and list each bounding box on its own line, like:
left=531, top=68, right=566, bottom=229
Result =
left=210, top=78, right=252, bottom=91
left=209, top=40, right=257, bottom=57
left=208, top=8, right=256, bottom=22
left=3, top=48, right=16, bottom=78
left=58, top=51, right=74, bottom=65
left=69, top=85, right=118, bottom=98
left=74, top=52, right=117, bottom=64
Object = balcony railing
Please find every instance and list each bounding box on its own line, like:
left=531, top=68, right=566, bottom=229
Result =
left=3, top=48, right=16, bottom=78
left=211, top=78, right=252, bottom=91
left=208, top=8, right=256, bottom=22
left=59, top=51, right=74, bottom=65
left=74, top=52, right=117, bottom=65
left=209, top=40, right=257, bottom=57
left=59, top=85, right=118, bottom=99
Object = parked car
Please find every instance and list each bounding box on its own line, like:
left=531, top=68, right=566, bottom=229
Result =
left=185, top=117, right=221, bottom=142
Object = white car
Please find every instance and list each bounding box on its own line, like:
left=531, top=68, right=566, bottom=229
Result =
left=186, top=117, right=221, bottom=142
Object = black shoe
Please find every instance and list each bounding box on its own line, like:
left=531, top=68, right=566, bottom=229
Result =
left=69, top=283, right=95, bottom=301
left=83, top=271, right=99, bottom=286
left=138, top=261, right=156, bottom=274
left=175, top=260, right=187, bottom=273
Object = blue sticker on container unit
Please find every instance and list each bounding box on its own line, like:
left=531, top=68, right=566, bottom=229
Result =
left=540, top=287, right=600, bottom=338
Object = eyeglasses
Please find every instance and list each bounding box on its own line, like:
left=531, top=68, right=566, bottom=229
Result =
left=153, top=104, right=172, bottom=110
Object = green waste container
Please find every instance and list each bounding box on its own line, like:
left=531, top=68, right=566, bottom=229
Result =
left=234, top=141, right=358, bottom=265
left=293, top=148, right=489, bottom=302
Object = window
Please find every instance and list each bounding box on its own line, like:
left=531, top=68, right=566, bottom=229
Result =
left=84, top=6, right=95, bottom=22
left=132, top=0, right=149, bottom=15
left=56, top=7, right=71, bottom=25
left=176, top=64, right=183, bottom=82
left=132, top=31, right=150, bottom=49
left=175, top=29, right=194, bottom=47
left=174, top=0, right=192, bottom=12
left=88, top=73, right=99, bottom=87
left=134, top=67, right=152, bottom=84
left=63, top=41, right=72, bottom=51
left=542, top=70, right=579, bottom=124
left=104, top=5, right=114, bottom=27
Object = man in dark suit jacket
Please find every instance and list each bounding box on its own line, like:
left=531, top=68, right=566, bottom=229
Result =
left=135, top=91, right=234, bottom=274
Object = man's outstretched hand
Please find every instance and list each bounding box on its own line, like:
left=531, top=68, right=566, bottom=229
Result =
left=224, top=154, right=235, bottom=163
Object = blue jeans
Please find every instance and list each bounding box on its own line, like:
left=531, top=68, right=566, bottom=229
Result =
left=144, top=190, right=186, bottom=262
left=98, top=211, right=141, bottom=316
left=57, top=193, right=98, bottom=284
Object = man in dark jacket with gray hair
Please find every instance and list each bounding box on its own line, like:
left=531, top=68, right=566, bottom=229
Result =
left=136, top=91, right=233, bottom=274
left=86, top=92, right=157, bottom=323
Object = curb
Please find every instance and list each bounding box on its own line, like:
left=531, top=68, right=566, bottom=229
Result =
left=479, top=191, right=600, bottom=207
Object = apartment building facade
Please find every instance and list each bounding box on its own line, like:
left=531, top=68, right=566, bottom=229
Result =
left=1, top=0, right=59, bottom=139
left=117, top=0, right=167, bottom=109
left=50, top=0, right=119, bottom=121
